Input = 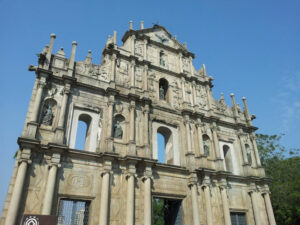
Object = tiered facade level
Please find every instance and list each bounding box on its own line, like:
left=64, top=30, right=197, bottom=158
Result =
left=1, top=22, right=276, bottom=225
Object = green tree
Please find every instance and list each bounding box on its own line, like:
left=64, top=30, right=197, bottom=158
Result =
left=153, top=198, right=164, bottom=225
left=256, top=134, right=300, bottom=225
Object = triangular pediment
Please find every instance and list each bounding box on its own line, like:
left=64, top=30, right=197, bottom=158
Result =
left=143, top=26, right=185, bottom=50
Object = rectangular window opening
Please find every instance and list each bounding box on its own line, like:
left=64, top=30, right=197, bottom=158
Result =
left=57, top=199, right=90, bottom=225
left=230, top=212, right=247, bottom=225
left=152, top=197, right=182, bottom=225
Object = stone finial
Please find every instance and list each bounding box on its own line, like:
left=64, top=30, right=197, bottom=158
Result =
left=42, top=45, right=49, bottom=54
left=106, top=35, right=112, bottom=47
left=140, top=21, right=144, bottom=29
left=50, top=33, right=56, bottom=39
left=220, top=93, right=225, bottom=101
left=84, top=50, right=92, bottom=64
left=56, top=47, right=65, bottom=58
left=242, top=96, right=252, bottom=124
left=184, top=42, right=187, bottom=49
left=113, top=31, right=117, bottom=45
left=129, top=20, right=133, bottom=30
left=72, top=41, right=77, bottom=46
left=202, top=64, right=207, bottom=76
left=174, top=35, right=177, bottom=40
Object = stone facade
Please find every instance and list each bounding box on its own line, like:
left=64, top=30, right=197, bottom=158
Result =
left=1, top=22, right=276, bottom=225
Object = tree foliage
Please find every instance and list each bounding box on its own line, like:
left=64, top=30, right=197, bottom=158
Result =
left=256, top=134, right=300, bottom=225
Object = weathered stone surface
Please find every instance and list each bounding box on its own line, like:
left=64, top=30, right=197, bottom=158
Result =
left=1, top=23, right=275, bottom=225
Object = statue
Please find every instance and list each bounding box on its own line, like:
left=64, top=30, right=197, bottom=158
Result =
left=42, top=105, right=54, bottom=126
left=113, top=121, right=123, bottom=139
left=203, top=142, right=210, bottom=156
left=159, top=86, right=165, bottom=100
left=159, top=52, right=165, bottom=67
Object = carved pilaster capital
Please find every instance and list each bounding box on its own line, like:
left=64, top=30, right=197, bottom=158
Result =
left=188, top=173, right=198, bottom=187
left=111, top=53, right=117, bottom=60
left=18, top=148, right=32, bottom=165
left=129, top=100, right=136, bottom=110
left=47, top=153, right=61, bottom=168
left=62, top=84, right=71, bottom=95
left=101, top=159, right=113, bottom=176
left=18, top=158, right=32, bottom=165
left=37, top=80, right=47, bottom=89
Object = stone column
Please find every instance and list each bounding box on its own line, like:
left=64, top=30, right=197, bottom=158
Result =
left=143, top=65, right=148, bottom=91
left=44, top=33, right=56, bottom=70
left=238, top=131, right=249, bottom=165
left=211, top=123, right=221, bottom=159
left=5, top=149, right=31, bottom=225
left=131, top=35, right=136, bottom=56
left=143, top=165, right=152, bottom=225
left=242, top=97, right=252, bottom=125
left=143, top=104, right=150, bottom=145
left=55, top=84, right=71, bottom=143
left=30, top=79, right=46, bottom=123
left=181, top=77, right=186, bottom=102
left=205, top=85, right=213, bottom=112
left=249, top=189, right=262, bottom=225
left=57, top=84, right=70, bottom=128
left=67, top=41, right=77, bottom=77
left=196, top=119, right=204, bottom=156
left=189, top=56, right=194, bottom=76
left=143, top=39, right=148, bottom=61
left=192, top=81, right=197, bottom=107
left=106, top=95, right=114, bottom=152
left=230, top=93, right=240, bottom=122
left=263, top=192, right=276, bottom=225
left=130, top=59, right=135, bottom=88
left=110, top=54, right=117, bottom=82
left=184, top=115, right=192, bottom=153
left=219, top=182, right=231, bottom=225
left=179, top=52, right=183, bottom=73
left=42, top=153, right=61, bottom=215
left=189, top=174, right=200, bottom=225
left=126, top=162, right=136, bottom=225
left=202, top=176, right=213, bottom=225
left=99, top=159, right=112, bottom=225
left=250, top=133, right=262, bottom=167
left=128, top=100, right=136, bottom=155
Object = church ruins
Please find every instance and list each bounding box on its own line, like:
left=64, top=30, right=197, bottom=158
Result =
left=1, top=21, right=276, bottom=225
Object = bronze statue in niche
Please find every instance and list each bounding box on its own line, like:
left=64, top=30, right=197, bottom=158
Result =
left=113, top=121, right=123, bottom=139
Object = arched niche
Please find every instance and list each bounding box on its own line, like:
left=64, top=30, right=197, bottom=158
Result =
left=68, top=107, right=101, bottom=152
left=219, top=141, right=240, bottom=175
left=113, top=114, right=125, bottom=141
left=159, top=78, right=169, bottom=102
left=152, top=122, right=179, bottom=166
left=40, top=98, right=57, bottom=126
left=202, top=134, right=211, bottom=157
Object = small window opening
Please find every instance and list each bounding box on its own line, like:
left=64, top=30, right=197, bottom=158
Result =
left=157, top=127, right=173, bottom=164
left=153, top=197, right=182, bottom=225
left=57, top=199, right=90, bottom=225
left=75, top=114, right=91, bottom=150
left=159, top=78, right=168, bottom=101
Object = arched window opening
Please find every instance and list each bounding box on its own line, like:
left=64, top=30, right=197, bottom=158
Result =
left=157, top=126, right=173, bottom=164
left=202, top=135, right=210, bottom=157
left=245, top=144, right=252, bottom=165
left=223, top=145, right=233, bottom=172
left=159, top=78, right=169, bottom=101
left=75, top=114, right=92, bottom=151
left=113, top=114, right=125, bottom=140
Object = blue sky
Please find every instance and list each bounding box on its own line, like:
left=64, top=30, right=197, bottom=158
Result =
left=0, top=0, right=299, bottom=213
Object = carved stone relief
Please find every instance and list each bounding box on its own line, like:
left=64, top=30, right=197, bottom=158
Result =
left=172, top=80, right=182, bottom=110
left=182, top=57, right=189, bottom=73
left=148, top=71, right=156, bottom=99
left=117, top=60, right=130, bottom=87
left=134, top=43, right=143, bottom=57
